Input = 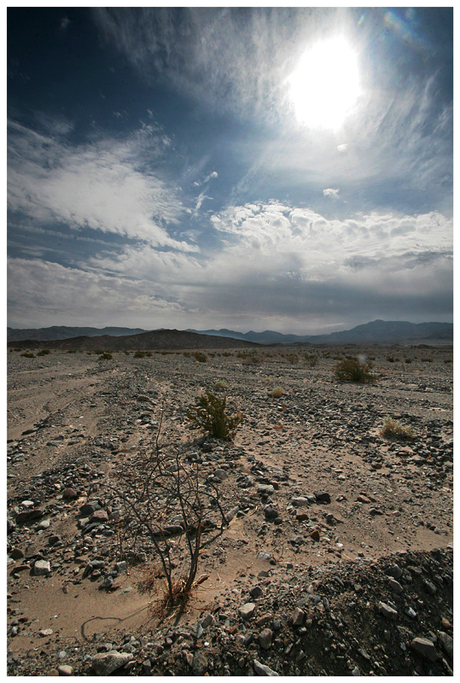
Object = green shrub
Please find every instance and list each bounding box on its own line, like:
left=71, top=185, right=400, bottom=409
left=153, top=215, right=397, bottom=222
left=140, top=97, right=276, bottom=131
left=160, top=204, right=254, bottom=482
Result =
left=37, top=349, right=51, bottom=356
left=187, top=391, right=241, bottom=441
left=380, top=417, right=414, bottom=440
left=405, top=357, right=412, bottom=363
left=304, top=353, right=318, bottom=367
left=421, top=357, right=433, bottom=363
left=334, top=358, right=375, bottom=383
left=387, top=356, right=399, bottom=363
left=98, top=352, right=113, bottom=360
left=269, top=386, right=284, bottom=398
left=193, top=351, right=208, bottom=363
left=134, top=350, right=145, bottom=358
left=214, top=380, right=228, bottom=390
left=20, top=351, right=35, bottom=358
left=285, top=353, right=299, bottom=364
left=67, top=349, right=76, bottom=354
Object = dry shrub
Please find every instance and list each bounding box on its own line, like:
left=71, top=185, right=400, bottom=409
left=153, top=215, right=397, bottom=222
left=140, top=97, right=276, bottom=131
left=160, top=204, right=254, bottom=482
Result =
left=380, top=417, right=414, bottom=440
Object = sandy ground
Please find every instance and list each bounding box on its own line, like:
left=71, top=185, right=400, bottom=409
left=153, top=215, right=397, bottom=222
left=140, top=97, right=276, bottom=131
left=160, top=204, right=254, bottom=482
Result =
left=7, top=343, right=453, bottom=670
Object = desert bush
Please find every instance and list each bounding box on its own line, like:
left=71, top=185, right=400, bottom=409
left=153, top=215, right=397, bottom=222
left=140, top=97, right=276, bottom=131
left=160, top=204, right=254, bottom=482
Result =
left=421, top=357, right=433, bottom=363
left=285, top=353, right=299, bottom=364
left=193, top=351, right=208, bottom=363
left=20, top=351, right=35, bottom=358
left=380, top=417, right=414, bottom=440
left=37, top=349, right=51, bottom=356
left=405, top=357, right=412, bottom=363
left=269, top=386, right=284, bottom=398
left=334, top=357, right=375, bottom=383
left=214, top=380, right=228, bottom=390
left=182, top=351, right=191, bottom=357
left=134, top=350, right=145, bottom=358
left=67, top=349, right=76, bottom=354
left=111, top=412, right=228, bottom=614
left=187, top=391, right=241, bottom=441
left=98, top=352, right=113, bottom=360
left=303, top=352, right=318, bottom=367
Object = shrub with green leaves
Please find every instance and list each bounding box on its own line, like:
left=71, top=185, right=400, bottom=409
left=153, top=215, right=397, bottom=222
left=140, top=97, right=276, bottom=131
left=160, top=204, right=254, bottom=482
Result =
left=187, top=391, right=241, bottom=441
left=37, top=349, right=51, bottom=356
left=380, top=417, right=414, bottom=440
left=98, top=352, right=113, bottom=360
left=193, top=351, right=208, bottom=363
left=334, top=357, right=375, bottom=383
left=20, top=351, right=35, bottom=358
left=134, top=350, right=145, bottom=358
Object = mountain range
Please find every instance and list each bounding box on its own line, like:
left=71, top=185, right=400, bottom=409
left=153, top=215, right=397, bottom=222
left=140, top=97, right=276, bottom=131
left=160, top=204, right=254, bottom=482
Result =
left=7, top=320, right=452, bottom=346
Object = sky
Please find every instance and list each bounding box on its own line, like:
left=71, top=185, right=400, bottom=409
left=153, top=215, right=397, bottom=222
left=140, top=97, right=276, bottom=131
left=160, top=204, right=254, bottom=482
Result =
left=7, top=6, right=453, bottom=334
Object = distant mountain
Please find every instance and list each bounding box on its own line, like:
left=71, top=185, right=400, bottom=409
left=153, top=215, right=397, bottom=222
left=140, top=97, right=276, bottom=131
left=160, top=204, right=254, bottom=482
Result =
left=190, top=320, right=453, bottom=345
left=7, top=326, right=147, bottom=343
left=7, top=320, right=453, bottom=349
left=7, top=329, right=259, bottom=352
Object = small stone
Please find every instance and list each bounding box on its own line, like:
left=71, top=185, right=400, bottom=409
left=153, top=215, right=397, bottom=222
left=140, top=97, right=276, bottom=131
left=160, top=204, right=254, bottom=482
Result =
left=9, top=548, right=24, bottom=561
left=239, top=602, right=256, bottom=619
left=310, top=529, right=320, bottom=542
left=437, top=631, right=453, bottom=658
left=379, top=601, right=398, bottom=620
left=34, top=560, right=51, bottom=576
left=385, top=564, right=403, bottom=579
left=250, top=585, right=264, bottom=599
left=424, top=580, right=437, bottom=595
left=57, top=665, right=73, bottom=675
left=388, top=578, right=403, bottom=594
left=411, top=637, right=439, bottom=662
left=264, top=505, right=279, bottom=520
left=39, top=628, right=53, bottom=637
left=258, top=484, right=275, bottom=495
left=291, top=497, right=311, bottom=507
left=292, top=607, right=305, bottom=626
left=192, top=652, right=208, bottom=675
left=62, top=488, right=78, bottom=500
left=314, top=491, right=331, bottom=504
left=357, top=494, right=371, bottom=504
left=90, top=509, right=109, bottom=523
left=258, top=628, right=273, bottom=650
left=254, top=659, right=279, bottom=676
left=91, top=651, right=134, bottom=675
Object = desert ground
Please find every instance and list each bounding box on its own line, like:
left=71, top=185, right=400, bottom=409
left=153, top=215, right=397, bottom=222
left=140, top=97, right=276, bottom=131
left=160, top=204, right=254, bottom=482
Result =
left=7, top=343, right=453, bottom=676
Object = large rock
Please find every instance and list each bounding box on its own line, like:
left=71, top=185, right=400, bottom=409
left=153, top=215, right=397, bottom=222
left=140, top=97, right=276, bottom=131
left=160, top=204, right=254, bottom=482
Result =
left=411, top=637, right=439, bottom=662
left=253, top=659, right=279, bottom=676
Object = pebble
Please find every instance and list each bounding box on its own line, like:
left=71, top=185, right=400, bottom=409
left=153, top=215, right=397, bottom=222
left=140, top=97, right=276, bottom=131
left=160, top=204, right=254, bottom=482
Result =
left=378, top=601, right=398, bottom=620
left=91, top=651, right=134, bottom=675
left=34, top=560, right=51, bottom=576
left=239, top=602, right=256, bottom=619
left=258, top=628, right=273, bottom=649
left=253, top=659, right=279, bottom=676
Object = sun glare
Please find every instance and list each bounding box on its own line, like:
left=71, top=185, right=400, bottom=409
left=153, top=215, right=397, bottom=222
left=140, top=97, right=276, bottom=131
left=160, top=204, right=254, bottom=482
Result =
left=288, top=35, right=361, bottom=130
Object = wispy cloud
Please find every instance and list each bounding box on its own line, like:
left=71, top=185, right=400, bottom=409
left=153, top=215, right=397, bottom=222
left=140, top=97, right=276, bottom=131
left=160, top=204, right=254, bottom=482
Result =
left=8, top=120, right=197, bottom=252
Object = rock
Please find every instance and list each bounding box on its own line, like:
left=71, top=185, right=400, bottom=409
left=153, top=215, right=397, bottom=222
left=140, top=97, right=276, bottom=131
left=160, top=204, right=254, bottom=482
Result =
left=388, top=578, right=403, bottom=594
left=250, top=585, right=264, bottom=599
left=91, top=651, right=134, bottom=675
left=16, top=509, right=43, bottom=524
left=411, top=637, right=439, bottom=662
left=213, top=468, right=227, bottom=481
left=258, top=628, right=273, bottom=649
left=292, top=607, right=305, bottom=626
left=385, top=564, right=403, bottom=579
left=253, top=659, right=279, bottom=676
left=39, top=628, right=53, bottom=637
left=258, top=484, right=275, bottom=495
left=309, top=529, right=320, bottom=541
left=357, top=494, right=371, bottom=504
left=192, top=652, right=208, bottom=675
left=264, top=505, right=279, bottom=520
left=62, top=488, right=78, bottom=500
left=291, top=497, right=311, bottom=507
left=34, top=560, right=51, bottom=576
left=9, top=548, right=24, bottom=560
left=424, top=579, right=437, bottom=595
left=378, top=601, right=398, bottom=620
left=437, top=631, right=453, bottom=658
left=57, top=665, right=73, bottom=675
left=314, top=491, right=331, bottom=504
left=90, top=509, right=109, bottom=523
left=239, top=602, right=256, bottom=619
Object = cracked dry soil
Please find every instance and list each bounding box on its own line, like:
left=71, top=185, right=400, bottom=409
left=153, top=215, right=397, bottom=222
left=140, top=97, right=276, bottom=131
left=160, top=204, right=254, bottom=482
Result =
left=7, top=344, right=453, bottom=676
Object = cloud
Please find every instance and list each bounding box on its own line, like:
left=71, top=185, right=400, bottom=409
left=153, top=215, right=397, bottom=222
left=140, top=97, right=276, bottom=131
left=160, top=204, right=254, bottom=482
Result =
left=8, top=119, right=197, bottom=252
left=323, top=188, right=340, bottom=200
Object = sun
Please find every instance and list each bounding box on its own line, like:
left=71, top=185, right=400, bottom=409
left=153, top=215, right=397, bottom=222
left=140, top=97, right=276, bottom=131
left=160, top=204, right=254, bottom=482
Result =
left=288, top=35, right=361, bottom=131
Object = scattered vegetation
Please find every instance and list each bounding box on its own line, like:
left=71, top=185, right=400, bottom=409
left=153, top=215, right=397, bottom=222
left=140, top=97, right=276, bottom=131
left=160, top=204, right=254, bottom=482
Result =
left=187, top=391, right=241, bottom=441
left=285, top=353, right=299, bottom=364
left=380, top=417, right=414, bottom=441
left=37, top=349, right=51, bottom=356
left=269, top=386, right=284, bottom=398
left=387, top=356, right=399, bottom=363
left=193, top=351, right=208, bottom=363
left=98, top=352, right=113, bottom=360
left=20, top=351, right=35, bottom=358
left=134, top=350, right=145, bottom=358
left=304, top=352, right=318, bottom=367
left=421, top=357, right=433, bottom=363
left=334, top=357, right=375, bottom=383
left=214, top=380, right=228, bottom=391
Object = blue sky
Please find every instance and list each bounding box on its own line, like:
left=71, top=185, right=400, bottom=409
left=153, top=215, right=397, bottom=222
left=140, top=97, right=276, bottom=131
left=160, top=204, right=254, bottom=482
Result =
left=7, top=7, right=453, bottom=334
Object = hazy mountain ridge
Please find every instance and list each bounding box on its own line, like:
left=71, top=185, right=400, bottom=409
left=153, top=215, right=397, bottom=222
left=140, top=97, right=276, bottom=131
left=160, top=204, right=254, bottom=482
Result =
left=7, top=326, right=147, bottom=342
left=7, top=320, right=452, bottom=347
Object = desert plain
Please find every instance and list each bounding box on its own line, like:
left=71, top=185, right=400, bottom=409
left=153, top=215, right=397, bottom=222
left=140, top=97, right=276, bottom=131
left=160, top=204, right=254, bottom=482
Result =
left=7, top=342, right=453, bottom=675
